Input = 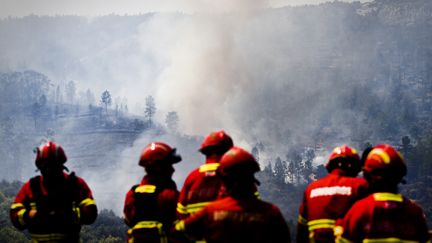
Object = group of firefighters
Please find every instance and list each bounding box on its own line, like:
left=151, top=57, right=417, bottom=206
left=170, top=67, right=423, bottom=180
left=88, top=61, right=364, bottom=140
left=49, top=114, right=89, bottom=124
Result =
left=9, top=130, right=431, bottom=242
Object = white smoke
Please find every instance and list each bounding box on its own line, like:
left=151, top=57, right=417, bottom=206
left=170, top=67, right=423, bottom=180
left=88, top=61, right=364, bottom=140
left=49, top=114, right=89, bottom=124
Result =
left=137, top=13, right=248, bottom=135
left=133, top=9, right=341, bottom=152
left=84, top=130, right=203, bottom=214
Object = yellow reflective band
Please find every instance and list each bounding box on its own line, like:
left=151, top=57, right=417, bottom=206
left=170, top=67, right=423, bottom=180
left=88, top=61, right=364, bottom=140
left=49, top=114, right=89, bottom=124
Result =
left=31, top=233, right=68, bottom=241
left=30, top=202, right=36, bottom=209
left=308, top=219, right=335, bottom=231
left=186, top=202, right=210, bottom=213
left=17, top=208, right=27, bottom=226
left=177, top=203, right=188, bottom=214
left=79, top=198, right=96, bottom=207
left=297, top=215, right=308, bottom=225
left=309, top=223, right=335, bottom=231
left=199, top=163, right=219, bottom=172
left=308, top=219, right=335, bottom=226
left=131, top=221, right=167, bottom=243
left=364, top=238, right=419, bottom=243
left=175, top=220, right=185, bottom=232
left=335, top=236, right=354, bottom=243
left=178, top=201, right=212, bottom=215
left=73, top=205, right=81, bottom=221
left=373, top=193, right=403, bottom=202
left=135, top=185, right=156, bottom=193
left=11, top=203, right=24, bottom=210
left=133, top=221, right=163, bottom=230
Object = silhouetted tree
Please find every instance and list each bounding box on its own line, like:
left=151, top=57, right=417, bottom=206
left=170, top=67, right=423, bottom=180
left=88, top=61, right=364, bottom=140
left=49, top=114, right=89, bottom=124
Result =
left=55, top=85, right=62, bottom=104
left=303, top=148, right=315, bottom=183
left=287, top=161, right=295, bottom=183
left=401, top=136, right=412, bottom=154
left=86, top=89, right=95, bottom=106
left=101, top=90, right=112, bottom=114
left=274, top=157, right=287, bottom=184
left=287, top=149, right=302, bottom=184
left=144, top=95, right=156, bottom=126
left=31, top=95, right=47, bottom=129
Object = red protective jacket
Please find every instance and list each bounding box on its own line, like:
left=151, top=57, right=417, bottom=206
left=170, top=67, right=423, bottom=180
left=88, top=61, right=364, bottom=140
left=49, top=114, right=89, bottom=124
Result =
left=175, top=195, right=291, bottom=243
left=335, top=192, right=431, bottom=243
left=10, top=172, right=97, bottom=242
left=124, top=175, right=179, bottom=243
left=177, top=160, right=225, bottom=219
left=297, top=169, right=368, bottom=243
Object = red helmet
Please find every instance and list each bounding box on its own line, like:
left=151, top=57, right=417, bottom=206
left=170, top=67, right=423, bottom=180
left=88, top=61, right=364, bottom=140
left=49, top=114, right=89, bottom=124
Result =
left=139, top=142, right=181, bottom=167
left=363, top=144, right=406, bottom=181
left=35, top=141, right=67, bottom=169
left=218, top=146, right=260, bottom=177
left=326, top=145, right=361, bottom=174
left=199, top=130, right=233, bottom=155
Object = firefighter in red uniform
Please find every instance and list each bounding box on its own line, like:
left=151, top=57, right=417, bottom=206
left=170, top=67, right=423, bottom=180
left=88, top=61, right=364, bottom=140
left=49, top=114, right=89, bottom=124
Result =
left=123, top=142, right=182, bottom=243
left=177, top=130, right=234, bottom=220
left=10, top=141, right=98, bottom=242
left=335, top=144, right=431, bottom=243
left=297, top=145, right=368, bottom=243
left=175, top=146, right=291, bottom=243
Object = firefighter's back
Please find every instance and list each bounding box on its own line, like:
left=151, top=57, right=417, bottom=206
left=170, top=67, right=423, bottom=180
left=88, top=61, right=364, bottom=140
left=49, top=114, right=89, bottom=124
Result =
left=194, top=196, right=290, bottom=243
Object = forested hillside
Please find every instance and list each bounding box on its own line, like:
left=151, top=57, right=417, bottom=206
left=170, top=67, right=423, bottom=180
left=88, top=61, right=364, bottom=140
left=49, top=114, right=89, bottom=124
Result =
left=0, top=0, right=432, bottom=241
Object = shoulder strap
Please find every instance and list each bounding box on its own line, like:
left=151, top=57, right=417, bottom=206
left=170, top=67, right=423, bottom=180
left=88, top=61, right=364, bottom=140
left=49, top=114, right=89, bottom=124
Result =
left=132, top=184, right=160, bottom=220
left=67, top=172, right=78, bottom=203
left=29, top=175, right=51, bottom=212
left=68, top=172, right=77, bottom=183
left=29, top=175, right=42, bottom=203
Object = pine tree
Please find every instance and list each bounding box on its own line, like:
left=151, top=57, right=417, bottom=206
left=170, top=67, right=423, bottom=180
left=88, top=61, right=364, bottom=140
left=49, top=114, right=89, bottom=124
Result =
left=144, top=96, right=156, bottom=126
left=273, top=157, right=287, bottom=184
left=101, top=90, right=112, bottom=114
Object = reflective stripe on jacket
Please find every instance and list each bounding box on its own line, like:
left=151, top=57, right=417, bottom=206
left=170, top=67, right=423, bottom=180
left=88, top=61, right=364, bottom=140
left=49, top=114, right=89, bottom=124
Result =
left=335, top=193, right=431, bottom=243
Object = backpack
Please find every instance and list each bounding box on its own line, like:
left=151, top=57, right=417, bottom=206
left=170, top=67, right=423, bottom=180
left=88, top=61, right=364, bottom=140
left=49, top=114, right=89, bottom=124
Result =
left=29, top=172, right=80, bottom=233
left=128, top=184, right=168, bottom=243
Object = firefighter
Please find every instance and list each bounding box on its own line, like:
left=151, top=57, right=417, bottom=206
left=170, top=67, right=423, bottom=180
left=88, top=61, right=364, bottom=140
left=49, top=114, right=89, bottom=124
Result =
left=297, top=145, right=368, bottom=243
left=10, top=141, right=97, bottom=242
left=177, top=130, right=234, bottom=220
left=175, top=146, right=291, bottom=243
left=335, top=144, right=431, bottom=243
left=123, top=142, right=182, bottom=243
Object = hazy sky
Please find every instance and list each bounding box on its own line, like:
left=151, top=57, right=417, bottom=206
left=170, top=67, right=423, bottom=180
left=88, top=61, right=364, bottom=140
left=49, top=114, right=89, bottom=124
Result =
left=1, top=0, right=372, bottom=17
